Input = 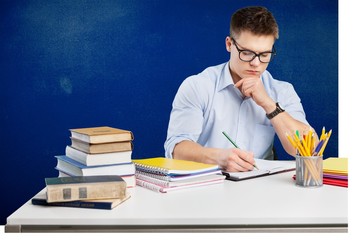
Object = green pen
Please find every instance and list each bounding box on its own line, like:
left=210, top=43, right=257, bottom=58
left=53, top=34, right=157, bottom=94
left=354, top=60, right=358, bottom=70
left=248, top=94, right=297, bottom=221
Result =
left=222, top=131, right=259, bottom=170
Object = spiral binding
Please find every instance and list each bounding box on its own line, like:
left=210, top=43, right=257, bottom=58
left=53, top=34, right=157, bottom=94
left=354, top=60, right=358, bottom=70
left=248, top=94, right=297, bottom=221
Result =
left=135, top=172, right=170, bottom=187
left=134, top=163, right=169, bottom=175
left=135, top=170, right=172, bottom=181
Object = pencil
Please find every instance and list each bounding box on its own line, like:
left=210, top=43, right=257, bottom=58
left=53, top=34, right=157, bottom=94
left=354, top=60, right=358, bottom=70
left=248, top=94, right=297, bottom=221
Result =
left=222, top=131, right=259, bottom=170
left=307, top=129, right=313, bottom=152
left=285, top=132, right=297, bottom=149
left=318, top=129, right=332, bottom=156
left=293, top=132, right=308, bottom=156
left=320, top=126, right=326, bottom=141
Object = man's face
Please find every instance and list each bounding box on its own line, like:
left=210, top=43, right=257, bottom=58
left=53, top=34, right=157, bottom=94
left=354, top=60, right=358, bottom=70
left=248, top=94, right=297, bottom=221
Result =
left=226, top=30, right=275, bottom=83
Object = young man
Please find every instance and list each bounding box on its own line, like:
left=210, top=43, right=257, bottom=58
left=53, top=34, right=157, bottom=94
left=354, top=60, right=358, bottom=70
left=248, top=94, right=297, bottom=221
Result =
left=164, top=6, right=314, bottom=172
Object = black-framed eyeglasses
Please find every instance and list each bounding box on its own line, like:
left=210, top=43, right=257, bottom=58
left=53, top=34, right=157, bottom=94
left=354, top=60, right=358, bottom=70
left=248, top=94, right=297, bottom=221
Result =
left=231, top=37, right=276, bottom=63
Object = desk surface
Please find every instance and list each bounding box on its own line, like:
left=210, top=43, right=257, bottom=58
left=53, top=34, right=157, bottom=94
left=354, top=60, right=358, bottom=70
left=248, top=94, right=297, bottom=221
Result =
left=6, top=171, right=348, bottom=232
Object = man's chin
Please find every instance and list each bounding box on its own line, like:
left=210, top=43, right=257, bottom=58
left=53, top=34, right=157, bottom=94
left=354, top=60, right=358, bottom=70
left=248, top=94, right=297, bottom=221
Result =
left=243, top=71, right=260, bottom=77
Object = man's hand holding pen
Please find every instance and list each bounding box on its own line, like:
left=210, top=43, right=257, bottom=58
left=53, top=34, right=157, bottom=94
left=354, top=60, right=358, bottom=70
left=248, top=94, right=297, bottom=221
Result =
left=220, top=131, right=258, bottom=172
left=218, top=148, right=255, bottom=172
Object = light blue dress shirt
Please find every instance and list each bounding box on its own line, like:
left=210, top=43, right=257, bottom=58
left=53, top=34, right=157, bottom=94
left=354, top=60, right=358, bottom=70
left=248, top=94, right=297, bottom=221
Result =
left=164, top=62, right=308, bottom=159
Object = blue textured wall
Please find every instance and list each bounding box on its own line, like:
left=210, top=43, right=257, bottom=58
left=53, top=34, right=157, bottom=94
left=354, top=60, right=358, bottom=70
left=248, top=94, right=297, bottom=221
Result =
left=0, top=0, right=338, bottom=224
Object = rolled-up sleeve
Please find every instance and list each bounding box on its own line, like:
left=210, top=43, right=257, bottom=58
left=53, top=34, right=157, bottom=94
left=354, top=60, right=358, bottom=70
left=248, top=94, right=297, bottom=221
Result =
left=278, top=82, right=309, bottom=125
left=164, top=77, right=206, bottom=158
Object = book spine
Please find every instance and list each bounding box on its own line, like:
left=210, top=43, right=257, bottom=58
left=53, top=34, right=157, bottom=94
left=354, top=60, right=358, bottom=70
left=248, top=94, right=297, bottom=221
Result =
left=46, top=182, right=126, bottom=202
left=31, top=198, right=113, bottom=210
left=65, top=146, right=87, bottom=165
left=136, top=179, right=165, bottom=193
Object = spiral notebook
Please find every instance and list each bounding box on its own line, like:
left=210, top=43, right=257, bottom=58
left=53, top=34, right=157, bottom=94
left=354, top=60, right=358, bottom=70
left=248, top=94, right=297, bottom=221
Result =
left=132, top=157, right=220, bottom=176
left=135, top=175, right=225, bottom=193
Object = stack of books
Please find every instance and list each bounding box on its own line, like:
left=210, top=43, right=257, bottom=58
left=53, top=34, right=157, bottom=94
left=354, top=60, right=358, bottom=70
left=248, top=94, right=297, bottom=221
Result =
left=32, top=175, right=130, bottom=209
left=55, top=126, right=136, bottom=188
left=132, top=157, right=225, bottom=193
left=322, top=157, right=348, bottom=187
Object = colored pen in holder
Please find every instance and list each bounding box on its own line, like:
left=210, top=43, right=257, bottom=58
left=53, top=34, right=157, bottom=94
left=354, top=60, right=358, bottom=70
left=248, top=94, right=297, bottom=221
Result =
left=286, top=127, right=331, bottom=188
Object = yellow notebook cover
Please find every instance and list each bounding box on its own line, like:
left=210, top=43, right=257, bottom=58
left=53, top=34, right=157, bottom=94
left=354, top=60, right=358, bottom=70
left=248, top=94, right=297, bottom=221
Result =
left=323, top=157, right=348, bottom=175
left=132, top=157, right=219, bottom=175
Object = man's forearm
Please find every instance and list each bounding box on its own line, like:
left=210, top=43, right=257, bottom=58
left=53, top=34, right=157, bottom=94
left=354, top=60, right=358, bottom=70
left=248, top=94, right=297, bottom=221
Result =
left=172, top=140, right=221, bottom=165
left=271, top=111, right=316, bottom=156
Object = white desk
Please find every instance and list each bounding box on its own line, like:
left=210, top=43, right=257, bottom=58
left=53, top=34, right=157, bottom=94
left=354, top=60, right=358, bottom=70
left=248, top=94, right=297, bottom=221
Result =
left=5, top=171, right=348, bottom=233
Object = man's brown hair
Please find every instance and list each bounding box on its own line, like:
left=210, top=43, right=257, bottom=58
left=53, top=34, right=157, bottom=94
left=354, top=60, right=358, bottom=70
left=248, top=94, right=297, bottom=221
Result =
left=230, top=6, right=279, bottom=40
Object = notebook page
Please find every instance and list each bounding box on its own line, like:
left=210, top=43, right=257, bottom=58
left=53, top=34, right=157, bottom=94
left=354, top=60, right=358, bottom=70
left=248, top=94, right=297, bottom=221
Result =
left=255, top=159, right=295, bottom=174
left=223, top=159, right=295, bottom=180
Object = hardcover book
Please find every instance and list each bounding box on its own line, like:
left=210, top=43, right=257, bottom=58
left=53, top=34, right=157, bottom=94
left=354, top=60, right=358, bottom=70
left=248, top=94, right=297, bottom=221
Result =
left=70, top=126, right=134, bottom=144
left=32, top=192, right=130, bottom=210
left=55, top=155, right=136, bottom=176
left=58, top=170, right=136, bottom=188
left=45, top=175, right=127, bottom=203
left=65, top=145, right=132, bottom=166
left=70, top=137, right=133, bottom=154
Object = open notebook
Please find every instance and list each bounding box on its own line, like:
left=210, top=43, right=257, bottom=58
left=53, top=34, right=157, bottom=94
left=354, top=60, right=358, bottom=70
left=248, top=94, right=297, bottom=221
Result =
left=222, top=159, right=295, bottom=181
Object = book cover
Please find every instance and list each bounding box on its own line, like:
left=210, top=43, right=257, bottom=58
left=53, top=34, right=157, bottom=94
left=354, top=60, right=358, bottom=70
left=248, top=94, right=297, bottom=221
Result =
left=70, top=126, right=134, bottom=144
left=132, top=157, right=220, bottom=175
left=45, top=175, right=127, bottom=203
left=292, top=174, right=348, bottom=188
left=32, top=192, right=131, bottom=210
left=323, top=157, right=348, bottom=175
left=70, top=137, right=133, bottom=154
left=55, top=155, right=136, bottom=176
left=58, top=170, right=136, bottom=188
left=65, top=145, right=132, bottom=166
left=322, top=178, right=348, bottom=187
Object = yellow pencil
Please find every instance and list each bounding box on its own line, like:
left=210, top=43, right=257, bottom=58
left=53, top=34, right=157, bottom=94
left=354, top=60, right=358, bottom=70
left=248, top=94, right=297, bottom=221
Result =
left=320, top=126, right=326, bottom=141
left=293, top=133, right=308, bottom=156
left=294, top=132, right=311, bottom=156
left=318, top=129, right=332, bottom=156
left=310, top=132, right=315, bottom=155
left=286, top=132, right=297, bottom=149
left=302, top=132, right=311, bottom=156
left=307, top=129, right=313, bottom=153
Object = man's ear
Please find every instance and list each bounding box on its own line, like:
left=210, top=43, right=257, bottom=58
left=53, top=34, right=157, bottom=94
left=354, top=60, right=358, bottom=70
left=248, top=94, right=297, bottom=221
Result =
left=225, top=36, right=232, bottom=52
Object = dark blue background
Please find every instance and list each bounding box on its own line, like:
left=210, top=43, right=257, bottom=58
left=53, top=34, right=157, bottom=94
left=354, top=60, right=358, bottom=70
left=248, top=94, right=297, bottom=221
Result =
left=0, top=0, right=337, bottom=225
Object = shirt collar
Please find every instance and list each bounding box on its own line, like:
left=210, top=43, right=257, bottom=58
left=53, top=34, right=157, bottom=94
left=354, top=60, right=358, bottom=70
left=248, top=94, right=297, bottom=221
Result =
left=218, top=62, right=234, bottom=91
left=218, top=62, right=246, bottom=99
